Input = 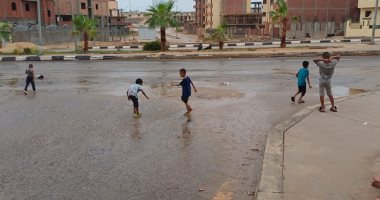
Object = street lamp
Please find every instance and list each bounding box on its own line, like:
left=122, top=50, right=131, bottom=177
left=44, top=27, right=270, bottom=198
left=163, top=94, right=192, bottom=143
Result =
left=37, top=0, right=43, bottom=46
left=371, top=0, right=379, bottom=45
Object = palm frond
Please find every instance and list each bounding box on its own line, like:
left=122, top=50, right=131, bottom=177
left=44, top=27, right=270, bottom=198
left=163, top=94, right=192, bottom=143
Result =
left=144, top=0, right=179, bottom=29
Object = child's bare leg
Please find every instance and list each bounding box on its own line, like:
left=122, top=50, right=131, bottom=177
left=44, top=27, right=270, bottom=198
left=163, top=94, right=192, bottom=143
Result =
left=293, top=91, right=301, bottom=98
left=185, top=103, right=192, bottom=113
left=320, top=96, right=325, bottom=108
left=298, top=95, right=304, bottom=101
left=328, top=95, right=335, bottom=107
left=135, top=107, right=140, bottom=115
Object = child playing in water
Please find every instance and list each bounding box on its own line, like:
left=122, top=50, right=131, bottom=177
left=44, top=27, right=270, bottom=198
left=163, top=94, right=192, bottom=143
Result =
left=291, top=61, right=312, bottom=103
left=127, top=78, right=149, bottom=116
left=173, top=68, right=197, bottom=115
left=24, top=64, right=36, bottom=95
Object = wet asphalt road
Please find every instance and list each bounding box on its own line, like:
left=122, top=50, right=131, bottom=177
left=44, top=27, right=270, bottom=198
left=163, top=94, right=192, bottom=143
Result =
left=1, top=57, right=380, bottom=200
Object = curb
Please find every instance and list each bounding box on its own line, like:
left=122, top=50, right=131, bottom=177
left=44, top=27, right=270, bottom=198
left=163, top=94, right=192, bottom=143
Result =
left=88, top=38, right=380, bottom=50
left=2, top=50, right=380, bottom=62
left=255, top=91, right=378, bottom=200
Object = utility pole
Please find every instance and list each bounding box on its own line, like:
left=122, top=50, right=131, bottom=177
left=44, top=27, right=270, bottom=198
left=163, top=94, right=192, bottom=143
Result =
left=371, top=0, right=379, bottom=45
left=175, top=0, right=179, bottom=39
left=71, top=0, right=78, bottom=50
left=37, top=0, right=43, bottom=46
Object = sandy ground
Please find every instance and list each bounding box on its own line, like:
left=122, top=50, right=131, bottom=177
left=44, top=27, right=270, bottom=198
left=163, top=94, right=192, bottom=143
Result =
left=0, top=57, right=380, bottom=200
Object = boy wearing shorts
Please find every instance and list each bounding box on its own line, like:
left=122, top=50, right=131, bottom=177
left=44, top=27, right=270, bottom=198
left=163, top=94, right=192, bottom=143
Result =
left=127, top=78, right=149, bottom=116
left=291, top=61, right=312, bottom=104
left=313, top=52, right=341, bottom=112
left=175, top=68, right=197, bottom=114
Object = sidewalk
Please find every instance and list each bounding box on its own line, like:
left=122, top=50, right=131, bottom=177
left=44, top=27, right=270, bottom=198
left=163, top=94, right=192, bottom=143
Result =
left=256, top=93, right=380, bottom=200
left=2, top=43, right=380, bottom=62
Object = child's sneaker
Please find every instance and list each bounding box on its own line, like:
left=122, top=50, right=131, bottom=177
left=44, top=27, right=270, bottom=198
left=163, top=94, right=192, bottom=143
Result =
left=24, top=91, right=28, bottom=95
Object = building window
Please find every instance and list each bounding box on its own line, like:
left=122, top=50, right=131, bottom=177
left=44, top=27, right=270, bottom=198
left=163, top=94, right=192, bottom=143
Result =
left=95, top=4, right=98, bottom=10
left=11, top=2, right=17, bottom=11
left=62, top=15, right=72, bottom=21
left=365, top=11, right=372, bottom=18
left=263, top=12, right=266, bottom=17
left=47, top=10, right=51, bottom=17
left=81, top=2, right=86, bottom=9
left=263, top=0, right=267, bottom=4
left=25, top=3, right=30, bottom=11
left=117, top=18, right=120, bottom=21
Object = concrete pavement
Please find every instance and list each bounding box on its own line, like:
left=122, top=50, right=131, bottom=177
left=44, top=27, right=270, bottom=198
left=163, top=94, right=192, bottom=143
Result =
left=257, top=92, right=380, bottom=200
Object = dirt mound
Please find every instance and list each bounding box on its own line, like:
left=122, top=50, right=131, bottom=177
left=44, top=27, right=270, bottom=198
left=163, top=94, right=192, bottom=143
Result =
left=0, top=42, right=37, bottom=54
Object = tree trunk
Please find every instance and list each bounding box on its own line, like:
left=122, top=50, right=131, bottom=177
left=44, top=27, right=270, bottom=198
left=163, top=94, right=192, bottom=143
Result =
left=219, top=41, right=224, bottom=50
left=281, top=18, right=288, bottom=48
left=83, top=32, right=89, bottom=53
left=160, top=27, right=166, bottom=52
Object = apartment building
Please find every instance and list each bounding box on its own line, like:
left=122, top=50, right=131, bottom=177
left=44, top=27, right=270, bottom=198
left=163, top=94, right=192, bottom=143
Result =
left=0, top=0, right=56, bottom=25
left=262, top=0, right=360, bottom=38
left=55, top=0, right=109, bottom=25
left=346, top=0, right=380, bottom=37
left=194, top=0, right=261, bottom=38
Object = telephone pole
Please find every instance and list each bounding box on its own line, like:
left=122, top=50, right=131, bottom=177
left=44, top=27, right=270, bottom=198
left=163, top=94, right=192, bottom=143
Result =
left=37, top=0, right=43, bottom=46
left=371, top=0, right=379, bottom=45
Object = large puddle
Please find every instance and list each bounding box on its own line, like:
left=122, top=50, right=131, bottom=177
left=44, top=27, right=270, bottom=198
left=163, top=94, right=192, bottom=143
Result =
left=333, top=86, right=368, bottom=97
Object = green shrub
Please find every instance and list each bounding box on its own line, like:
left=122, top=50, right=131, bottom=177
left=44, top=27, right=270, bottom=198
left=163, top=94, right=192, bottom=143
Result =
left=143, top=41, right=161, bottom=51
left=24, top=48, right=32, bottom=54
left=13, top=49, right=21, bottom=55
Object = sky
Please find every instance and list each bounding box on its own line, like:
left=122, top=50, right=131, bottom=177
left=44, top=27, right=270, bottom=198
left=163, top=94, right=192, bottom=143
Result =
left=118, top=0, right=263, bottom=12
left=118, top=0, right=195, bottom=12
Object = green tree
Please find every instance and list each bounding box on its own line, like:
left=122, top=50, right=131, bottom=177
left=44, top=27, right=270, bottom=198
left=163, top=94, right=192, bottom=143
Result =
left=270, top=0, right=299, bottom=48
left=73, top=15, right=97, bottom=53
left=145, top=0, right=179, bottom=52
left=0, top=22, right=11, bottom=49
left=211, top=24, right=227, bottom=50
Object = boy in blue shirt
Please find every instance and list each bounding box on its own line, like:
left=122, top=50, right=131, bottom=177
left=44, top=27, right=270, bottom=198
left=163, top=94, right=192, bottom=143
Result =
left=174, top=68, right=197, bottom=114
left=291, top=61, right=312, bottom=104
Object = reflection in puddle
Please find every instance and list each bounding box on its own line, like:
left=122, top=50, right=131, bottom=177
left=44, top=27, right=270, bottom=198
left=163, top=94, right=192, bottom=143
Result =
left=78, top=76, right=97, bottom=86
left=333, top=86, right=368, bottom=97
left=131, top=118, right=141, bottom=139
left=181, top=115, right=192, bottom=148
left=8, top=78, right=19, bottom=87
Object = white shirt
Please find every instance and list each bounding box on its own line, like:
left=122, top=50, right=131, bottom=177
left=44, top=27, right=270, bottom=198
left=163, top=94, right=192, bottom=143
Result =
left=127, top=84, right=142, bottom=98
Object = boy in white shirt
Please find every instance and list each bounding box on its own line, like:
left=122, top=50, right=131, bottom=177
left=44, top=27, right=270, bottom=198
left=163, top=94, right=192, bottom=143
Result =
left=127, top=78, right=149, bottom=116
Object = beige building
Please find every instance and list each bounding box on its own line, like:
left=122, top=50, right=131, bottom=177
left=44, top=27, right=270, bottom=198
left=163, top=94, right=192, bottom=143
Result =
left=346, top=0, right=380, bottom=37
left=108, top=0, right=118, bottom=16
left=194, top=0, right=258, bottom=38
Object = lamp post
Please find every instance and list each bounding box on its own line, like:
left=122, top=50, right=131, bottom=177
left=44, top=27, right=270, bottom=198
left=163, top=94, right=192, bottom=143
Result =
left=71, top=0, right=78, bottom=50
left=371, top=0, right=379, bottom=45
left=37, top=0, right=43, bottom=46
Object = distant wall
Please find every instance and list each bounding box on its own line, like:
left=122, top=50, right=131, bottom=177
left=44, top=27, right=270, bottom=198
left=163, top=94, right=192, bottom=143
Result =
left=287, top=22, right=345, bottom=39
left=12, top=27, right=126, bottom=44
left=12, top=29, right=73, bottom=44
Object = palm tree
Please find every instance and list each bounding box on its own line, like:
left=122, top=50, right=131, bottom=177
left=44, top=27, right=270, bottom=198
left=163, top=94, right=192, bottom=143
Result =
left=145, top=0, right=179, bottom=52
left=270, top=0, right=299, bottom=48
left=211, top=24, right=227, bottom=50
left=0, top=22, right=11, bottom=49
left=73, top=15, right=97, bottom=53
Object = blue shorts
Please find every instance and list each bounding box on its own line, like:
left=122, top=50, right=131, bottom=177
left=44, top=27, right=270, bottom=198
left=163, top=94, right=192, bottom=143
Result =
left=181, top=96, right=189, bottom=104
